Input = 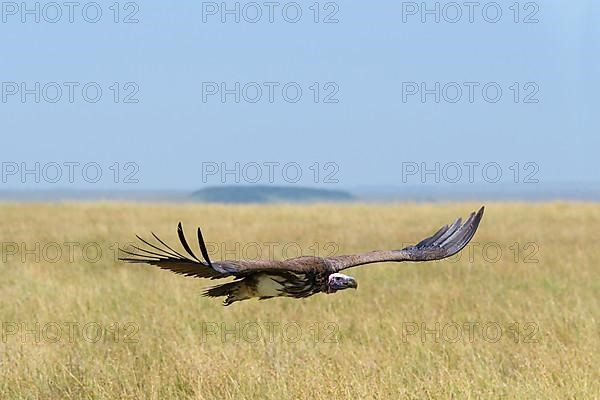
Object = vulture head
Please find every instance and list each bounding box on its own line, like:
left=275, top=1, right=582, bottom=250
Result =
left=327, top=273, right=358, bottom=293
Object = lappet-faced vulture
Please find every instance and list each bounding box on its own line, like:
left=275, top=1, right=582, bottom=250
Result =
left=120, top=207, right=484, bottom=305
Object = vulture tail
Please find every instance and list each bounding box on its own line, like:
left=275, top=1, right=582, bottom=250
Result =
left=203, top=280, right=251, bottom=306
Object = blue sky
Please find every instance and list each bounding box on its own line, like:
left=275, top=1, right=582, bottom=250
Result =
left=0, top=0, right=597, bottom=190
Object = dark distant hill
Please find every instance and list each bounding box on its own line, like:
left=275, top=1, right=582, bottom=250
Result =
left=191, top=185, right=355, bottom=204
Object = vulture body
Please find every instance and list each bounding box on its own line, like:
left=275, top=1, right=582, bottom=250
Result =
left=120, top=207, right=484, bottom=305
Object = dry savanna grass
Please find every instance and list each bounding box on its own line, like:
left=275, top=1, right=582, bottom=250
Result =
left=0, top=202, right=599, bottom=399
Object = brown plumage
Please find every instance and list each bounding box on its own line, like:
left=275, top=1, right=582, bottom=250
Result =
left=120, top=206, right=484, bottom=305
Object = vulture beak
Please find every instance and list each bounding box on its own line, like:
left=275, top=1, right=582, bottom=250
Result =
left=347, top=277, right=358, bottom=290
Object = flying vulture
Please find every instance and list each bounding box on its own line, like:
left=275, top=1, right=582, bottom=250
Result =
left=120, top=207, right=484, bottom=305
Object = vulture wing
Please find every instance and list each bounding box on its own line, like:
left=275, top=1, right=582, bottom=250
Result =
left=326, top=206, right=484, bottom=271
left=119, top=223, right=323, bottom=279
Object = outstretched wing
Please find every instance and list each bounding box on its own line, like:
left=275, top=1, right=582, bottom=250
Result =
left=327, top=206, right=484, bottom=271
left=119, top=223, right=239, bottom=279
left=120, top=223, right=321, bottom=279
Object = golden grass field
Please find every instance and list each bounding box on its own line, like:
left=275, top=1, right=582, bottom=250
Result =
left=0, top=202, right=598, bottom=399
